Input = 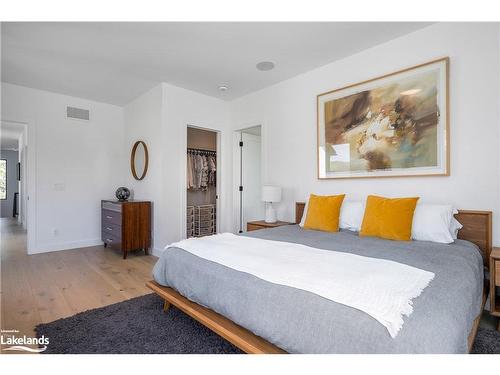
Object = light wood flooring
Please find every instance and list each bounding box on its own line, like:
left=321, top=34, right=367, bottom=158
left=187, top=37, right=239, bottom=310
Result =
left=0, top=218, right=157, bottom=353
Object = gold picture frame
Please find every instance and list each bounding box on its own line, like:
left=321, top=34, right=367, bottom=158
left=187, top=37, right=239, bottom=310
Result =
left=317, top=57, right=449, bottom=179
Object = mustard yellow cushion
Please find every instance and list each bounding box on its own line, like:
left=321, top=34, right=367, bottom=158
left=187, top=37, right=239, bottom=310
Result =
left=360, top=195, right=419, bottom=241
left=304, top=194, right=345, bottom=232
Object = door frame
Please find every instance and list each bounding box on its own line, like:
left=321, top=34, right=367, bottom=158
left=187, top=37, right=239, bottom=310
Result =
left=0, top=119, right=36, bottom=254
left=182, top=124, right=221, bottom=239
left=232, top=122, right=266, bottom=233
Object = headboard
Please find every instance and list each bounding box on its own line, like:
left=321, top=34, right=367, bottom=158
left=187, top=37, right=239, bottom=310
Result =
left=295, top=202, right=492, bottom=266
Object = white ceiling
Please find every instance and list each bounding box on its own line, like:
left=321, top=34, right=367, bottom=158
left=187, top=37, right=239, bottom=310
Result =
left=1, top=22, right=432, bottom=106
left=1, top=122, right=23, bottom=150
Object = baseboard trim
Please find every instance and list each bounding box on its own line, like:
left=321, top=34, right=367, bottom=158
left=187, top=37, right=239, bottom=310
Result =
left=30, top=238, right=103, bottom=254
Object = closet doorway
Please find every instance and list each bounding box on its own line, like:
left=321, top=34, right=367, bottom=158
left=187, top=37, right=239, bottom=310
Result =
left=235, top=125, right=264, bottom=232
left=186, top=126, right=219, bottom=238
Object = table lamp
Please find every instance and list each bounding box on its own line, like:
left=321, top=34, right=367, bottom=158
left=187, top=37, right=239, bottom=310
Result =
left=262, top=186, right=281, bottom=223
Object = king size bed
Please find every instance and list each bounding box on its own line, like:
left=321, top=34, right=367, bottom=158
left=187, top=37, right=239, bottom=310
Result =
left=148, top=203, right=491, bottom=354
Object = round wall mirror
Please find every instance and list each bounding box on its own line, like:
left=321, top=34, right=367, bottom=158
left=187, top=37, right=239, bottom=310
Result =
left=131, top=141, right=149, bottom=180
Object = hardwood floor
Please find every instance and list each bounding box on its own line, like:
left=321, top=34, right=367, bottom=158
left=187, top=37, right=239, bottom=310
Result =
left=0, top=218, right=157, bottom=353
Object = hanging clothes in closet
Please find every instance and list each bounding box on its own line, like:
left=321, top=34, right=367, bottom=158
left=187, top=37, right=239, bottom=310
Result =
left=208, top=154, right=216, bottom=186
left=187, top=148, right=216, bottom=191
left=187, top=148, right=217, bottom=238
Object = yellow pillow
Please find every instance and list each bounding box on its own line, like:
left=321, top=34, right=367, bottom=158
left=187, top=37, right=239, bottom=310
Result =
left=360, top=195, right=419, bottom=241
left=304, top=194, right=345, bottom=232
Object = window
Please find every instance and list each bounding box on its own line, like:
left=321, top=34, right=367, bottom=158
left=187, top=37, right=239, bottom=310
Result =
left=0, top=159, right=6, bottom=200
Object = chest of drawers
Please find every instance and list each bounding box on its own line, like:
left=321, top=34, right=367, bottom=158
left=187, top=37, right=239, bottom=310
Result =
left=101, top=200, right=151, bottom=259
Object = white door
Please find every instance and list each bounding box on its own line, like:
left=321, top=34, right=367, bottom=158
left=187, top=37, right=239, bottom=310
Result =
left=241, top=132, right=264, bottom=229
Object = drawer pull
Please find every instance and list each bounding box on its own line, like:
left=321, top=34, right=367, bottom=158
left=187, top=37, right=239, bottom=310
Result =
left=106, top=215, right=113, bottom=219
left=106, top=227, right=113, bottom=231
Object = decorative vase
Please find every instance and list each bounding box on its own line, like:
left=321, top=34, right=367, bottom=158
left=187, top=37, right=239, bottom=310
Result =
left=115, top=187, right=131, bottom=202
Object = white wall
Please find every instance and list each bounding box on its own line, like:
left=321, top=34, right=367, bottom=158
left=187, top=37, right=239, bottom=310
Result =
left=123, top=83, right=231, bottom=254
left=1, top=83, right=125, bottom=253
left=230, top=23, right=500, bottom=244
left=123, top=84, right=165, bottom=252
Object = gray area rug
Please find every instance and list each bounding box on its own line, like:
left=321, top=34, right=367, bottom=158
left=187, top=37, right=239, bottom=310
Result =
left=36, top=294, right=242, bottom=354
left=471, top=326, right=500, bottom=354
left=36, top=293, right=499, bottom=354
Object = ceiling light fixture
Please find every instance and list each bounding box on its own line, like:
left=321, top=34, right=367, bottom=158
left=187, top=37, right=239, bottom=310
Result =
left=256, top=61, right=275, bottom=71
left=218, top=84, right=229, bottom=92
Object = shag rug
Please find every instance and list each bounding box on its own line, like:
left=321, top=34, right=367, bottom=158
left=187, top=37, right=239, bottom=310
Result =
left=35, top=293, right=499, bottom=354
left=36, top=294, right=242, bottom=354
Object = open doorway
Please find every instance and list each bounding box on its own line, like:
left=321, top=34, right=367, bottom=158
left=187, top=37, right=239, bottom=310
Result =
left=0, top=120, right=29, bottom=254
left=234, top=125, right=264, bottom=232
left=186, top=126, right=219, bottom=238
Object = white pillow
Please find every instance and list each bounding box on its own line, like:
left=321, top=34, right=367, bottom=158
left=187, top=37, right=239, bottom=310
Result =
left=411, top=204, right=460, bottom=244
left=299, top=198, right=363, bottom=232
left=449, top=216, right=463, bottom=240
left=340, top=201, right=364, bottom=231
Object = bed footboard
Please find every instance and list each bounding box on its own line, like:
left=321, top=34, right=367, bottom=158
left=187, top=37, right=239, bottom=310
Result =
left=146, top=280, right=286, bottom=354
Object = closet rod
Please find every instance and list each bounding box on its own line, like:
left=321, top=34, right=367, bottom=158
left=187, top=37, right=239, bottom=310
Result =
left=187, top=147, right=216, bottom=154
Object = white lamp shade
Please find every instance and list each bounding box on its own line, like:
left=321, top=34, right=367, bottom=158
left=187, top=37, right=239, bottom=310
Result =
left=262, top=186, right=281, bottom=203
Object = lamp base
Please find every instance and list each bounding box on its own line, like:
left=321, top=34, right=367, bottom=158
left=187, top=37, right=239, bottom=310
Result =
left=265, top=203, right=277, bottom=223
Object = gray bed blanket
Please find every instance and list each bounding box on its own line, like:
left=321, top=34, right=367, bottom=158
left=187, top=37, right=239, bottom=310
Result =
left=152, top=225, right=483, bottom=353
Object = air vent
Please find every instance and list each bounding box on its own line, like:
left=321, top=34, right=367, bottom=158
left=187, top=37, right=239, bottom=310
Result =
left=66, top=106, right=90, bottom=121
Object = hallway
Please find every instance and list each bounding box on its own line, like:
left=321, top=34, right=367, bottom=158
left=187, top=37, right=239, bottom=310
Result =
left=1, top=218, right=27, bottom=259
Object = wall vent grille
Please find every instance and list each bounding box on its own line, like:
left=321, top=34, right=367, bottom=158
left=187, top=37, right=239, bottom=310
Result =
left=66, top=106, right=90, bottom=121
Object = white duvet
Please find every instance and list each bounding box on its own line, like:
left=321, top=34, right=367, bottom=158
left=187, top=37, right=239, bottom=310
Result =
left=166, top=233, right=435, bottom=338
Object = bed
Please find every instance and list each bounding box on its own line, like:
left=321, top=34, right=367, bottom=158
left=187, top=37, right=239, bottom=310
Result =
left=148, top=203, right=491, bottom=354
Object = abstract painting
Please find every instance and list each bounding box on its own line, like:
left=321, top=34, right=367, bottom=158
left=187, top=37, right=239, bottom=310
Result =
left=317, top=58, right=449, bottom=179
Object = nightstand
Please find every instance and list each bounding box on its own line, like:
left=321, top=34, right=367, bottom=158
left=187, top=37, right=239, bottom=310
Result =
left=490, top=247, right=500, bottom=330
left=246, top=220, right=293, bottom=232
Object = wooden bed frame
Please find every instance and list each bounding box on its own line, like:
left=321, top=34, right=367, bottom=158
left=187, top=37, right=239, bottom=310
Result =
left=146, top=202, right=492, bottom=354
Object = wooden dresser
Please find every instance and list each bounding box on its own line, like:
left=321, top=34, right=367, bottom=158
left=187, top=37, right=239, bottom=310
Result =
left=101, top=200, right=151, bottom=259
